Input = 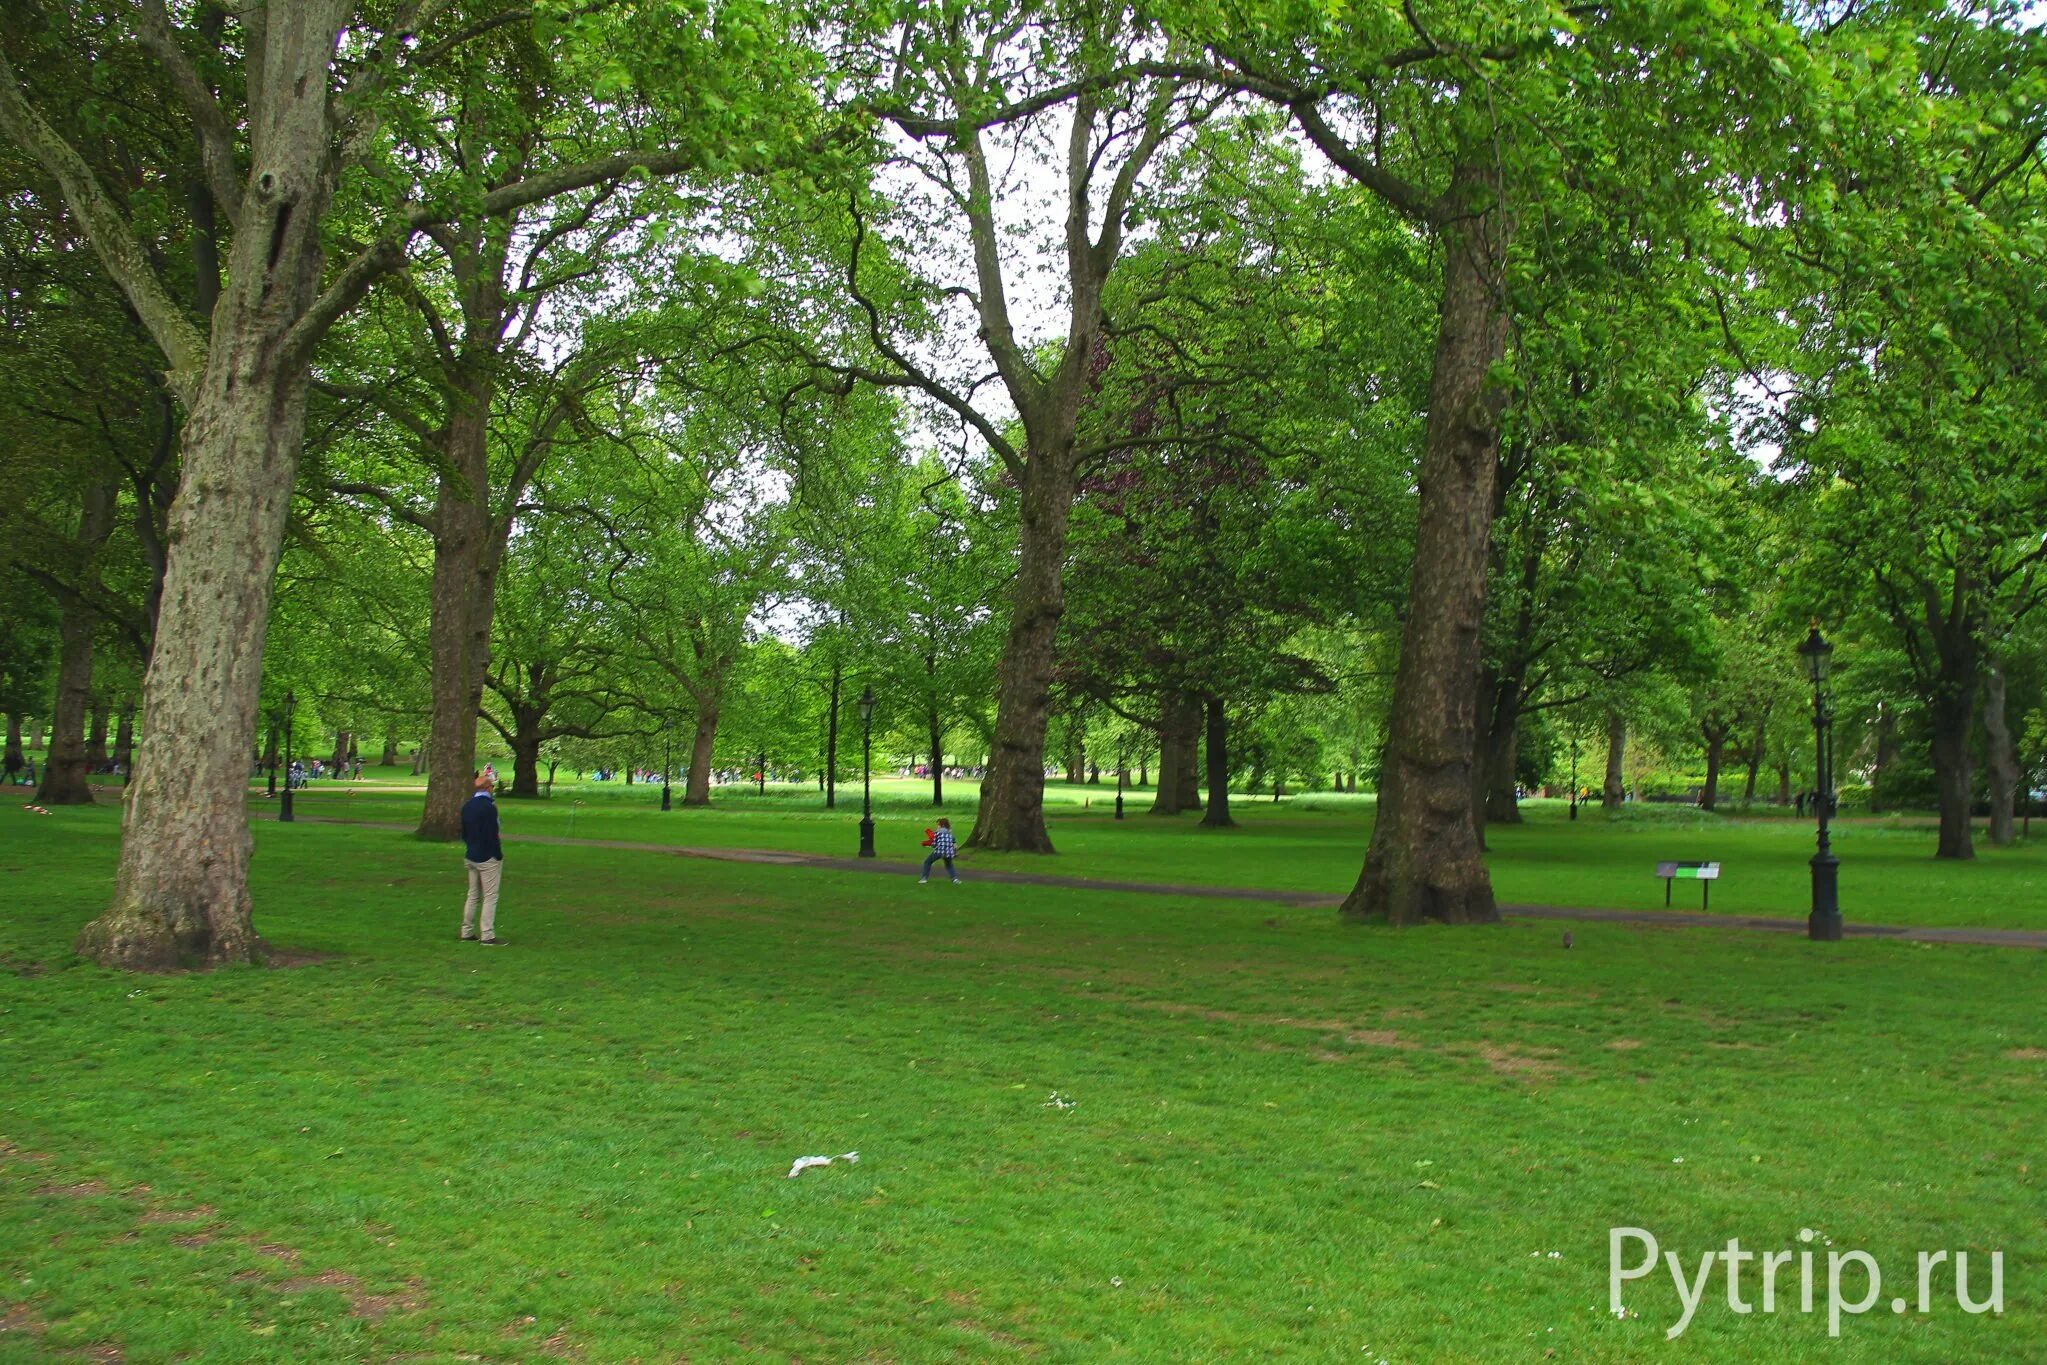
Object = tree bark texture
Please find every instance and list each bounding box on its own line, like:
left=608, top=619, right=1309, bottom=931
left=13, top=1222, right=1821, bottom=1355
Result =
left=75, top=4, right=350, bottom=969
left=113, top=700, right=136, bottom=771
left=4, top=716, right=23, bottom=776
left=1200, top=694, right=1234, bottom=828
left=1344, top=164, right=1509, bottom=926
left=1984, top=664, right=2017, bottom=847
left=967, top=458, right=1077, bottom=853
left=1149, top=691, right=1199, bottom=814
left=1602, top=712, right=1626, bottom=808
left=1931, top=682, right=1976, bottom=860
left=684, top=700, right=719, bottom=806
left=825, top=663, right=840, bottom=809
left=37, top=482, right=116, bottom=806
left=1699, top=721, right=1728, bottom=811
left=85, top=703, right=111, bottom=769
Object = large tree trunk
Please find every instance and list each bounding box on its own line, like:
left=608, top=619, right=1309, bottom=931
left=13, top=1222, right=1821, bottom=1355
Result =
left=967, top=458, right=1076, bottom=853
left=1700, top=723, right=1727, bottom=811
left=4, top=715, right=23, bottom=776
left=1149, top=691, right=1197, bottom=815
left=1602, top=712, right=1626, bottom=808
left=75, top=2, right=348, bottom=967
left=418, top=377, right=499, bottom=840
left=380, top=731, right=398, bottom=767
left=1200, top=694, right=1234, bottom=828
left=330, top=729, right=351, bottom=771
left=36, top=483, right=117, bottom=806
left=1479, top=702, right=1521, bottom=826
left=508, top=704, right=544, bottom=799
left=1984, top=664, right=2016, bottom=847
left=927, top=695, right=944, bottom=808
left=113, top=700, right=136, bottom=772
left=1931, top=679, right=1976, bottom=860
left=1344, top=163, right=1508, bottom=927
left=85, top=703, right=111, bottom=769
left=684, top=700, right=719, bottom=806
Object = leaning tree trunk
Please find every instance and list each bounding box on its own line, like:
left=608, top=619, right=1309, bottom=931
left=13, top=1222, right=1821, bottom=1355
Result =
left=85, top=703, right=111, bottom=769
left=36, top=484, right=115, bottom=806
left=967, top=456, right=1078, bottom=853
left=1930, top=681, right=1976, bottom=860
left=113, top=700, right=136, bottom=772
left=1983, top=665, right=2017, bottom=847
left=418, top=380, right=499, bottom=840
left=76, top=22, right=346, bottom=967
left=1344, top=163, right=1509, bottom=927
left=1200, top=694, right=1234, bottom=828
left=1602, top=712, right=1626, bottom=809
left=684, top=699, right=719, bottom=806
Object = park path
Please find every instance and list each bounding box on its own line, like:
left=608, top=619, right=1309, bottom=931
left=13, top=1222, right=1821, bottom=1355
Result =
left=285, top=815, right=2047, bottom=949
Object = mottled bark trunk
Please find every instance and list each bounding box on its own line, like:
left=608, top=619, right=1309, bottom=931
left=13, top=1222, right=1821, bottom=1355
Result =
left=1984, top=665, right=2016, bottom=847
left=1345, top=163, right=1508, bottom=926
left=113, top=700, right=136, bottom=771
left=37, top=484, right=116, bottom=806
left=330, top=729, right=351, bottom=771
left=1480, top=711, right=1521, bottom=825
left=80, top=32, right=343, bottom=963
left=684, top=700, right=719, bottom=806
left=1602, top=712, right=1626, bottom=808
left=4, top=716, right=22, bottom=776
left=380, top=731, right=398, bottom=767
left=928, top=697, right=944, bottom=808
left=418, top=378, right=498, bottom=840
left=84, top=703, right=111, bottom=769
left=1200, top=694, right=1233, bottom=828
left=410, top=744, right=426, bottom=776
left=967, top=458, right=1076, bottom=853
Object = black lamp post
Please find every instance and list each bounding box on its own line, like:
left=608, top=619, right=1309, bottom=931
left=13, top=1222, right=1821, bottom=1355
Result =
left=279, top=690, right=296, bottom=822
left=857, top=686, right=876, bottom=858
left=1799, top=625, right=1842, bottom=941
left=1569, top=734, right=1580, bottom=821
left=661, top=717, right=673, bottom=811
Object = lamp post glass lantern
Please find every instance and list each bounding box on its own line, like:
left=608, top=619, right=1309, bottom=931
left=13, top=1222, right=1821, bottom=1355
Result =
left=661, top=717, right=673, bottom=811
left=1798, top=625, right=1842, bottom=941
left=279, top=690, right=296, bottom=822
left=857, top=686, right=876, bottom=858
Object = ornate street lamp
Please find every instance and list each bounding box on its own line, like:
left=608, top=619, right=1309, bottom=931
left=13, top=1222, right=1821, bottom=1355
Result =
left=661, top=716, right=673, bottom=811
left=857, top=686, right=876, bottom=858
left=1798, top=625, right=1842, bottom=941
left=1569, top=733, right=1580, bottom=821
left=279, top=690, right=297, bottom=822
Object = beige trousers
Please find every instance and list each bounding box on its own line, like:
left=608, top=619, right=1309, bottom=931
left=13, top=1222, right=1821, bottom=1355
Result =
left=462, top=858, right=502, bottom=939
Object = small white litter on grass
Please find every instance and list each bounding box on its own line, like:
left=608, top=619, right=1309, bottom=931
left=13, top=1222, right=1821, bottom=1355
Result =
left=786, top=1151, right=860, bottom=1179
left=1043, top=1092, right=1076, bottom=1110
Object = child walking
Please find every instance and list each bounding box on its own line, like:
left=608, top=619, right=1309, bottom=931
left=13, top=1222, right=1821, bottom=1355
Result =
left=919, top=818, right=960, bottom=884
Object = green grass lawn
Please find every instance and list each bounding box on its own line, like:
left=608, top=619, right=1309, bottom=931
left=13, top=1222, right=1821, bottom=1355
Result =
left=3, top=805, right=2044, bottom=1360
left=254, top=776, right=2047, bottom=931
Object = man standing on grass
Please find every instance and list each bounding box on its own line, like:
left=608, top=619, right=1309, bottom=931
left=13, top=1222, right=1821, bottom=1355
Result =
left=460, top=770, right=507, bottom=945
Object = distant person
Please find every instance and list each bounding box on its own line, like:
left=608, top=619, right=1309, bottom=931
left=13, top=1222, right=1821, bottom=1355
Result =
left=919, top=818, right=961, bottom=885
left=460, top=769, right=506, bottom=945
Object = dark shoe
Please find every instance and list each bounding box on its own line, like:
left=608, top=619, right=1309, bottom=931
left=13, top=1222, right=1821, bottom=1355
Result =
left=476, top=937, right=507, bottom=946
left=460, top=932, right=479, bottom=941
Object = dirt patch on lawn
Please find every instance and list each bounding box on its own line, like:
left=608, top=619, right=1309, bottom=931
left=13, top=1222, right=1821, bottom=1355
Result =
left=1471, top=1044, right=1567, bottom=1081
left=2003, top=1048, right=2047, bottom=1062
left=0, top=1302, right=125, bottom=1360
left=1605, top=1038, right=1645, bottom=1051
left=33, top=1181, right=110, bottom=1199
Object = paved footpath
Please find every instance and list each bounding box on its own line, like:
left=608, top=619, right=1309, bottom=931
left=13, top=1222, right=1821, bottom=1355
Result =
left=291, top=816, right=2047, bottom=950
